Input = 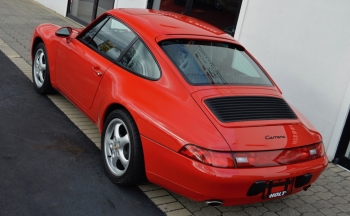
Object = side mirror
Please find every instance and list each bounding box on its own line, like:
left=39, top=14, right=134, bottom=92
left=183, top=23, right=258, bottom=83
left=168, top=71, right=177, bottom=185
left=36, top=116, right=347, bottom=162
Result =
left=56, top=27, right=72, bottom=37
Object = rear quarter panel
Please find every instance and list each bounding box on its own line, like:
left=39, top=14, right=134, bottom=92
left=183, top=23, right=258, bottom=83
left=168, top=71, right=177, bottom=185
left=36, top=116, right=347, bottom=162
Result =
left=91, top=57, right=230, bottom=152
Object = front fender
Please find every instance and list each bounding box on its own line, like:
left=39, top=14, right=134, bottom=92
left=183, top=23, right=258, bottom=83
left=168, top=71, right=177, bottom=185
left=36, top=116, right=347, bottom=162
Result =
left=31, top=24, right=63, bottom=89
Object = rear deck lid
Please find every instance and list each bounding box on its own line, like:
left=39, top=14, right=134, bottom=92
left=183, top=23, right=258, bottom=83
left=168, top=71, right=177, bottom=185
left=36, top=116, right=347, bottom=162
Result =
left=192, top=87, right=321, bottom=151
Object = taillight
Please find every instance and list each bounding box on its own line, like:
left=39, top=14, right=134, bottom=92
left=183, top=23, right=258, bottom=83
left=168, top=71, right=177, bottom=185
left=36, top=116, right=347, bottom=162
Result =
left=179, top=142, right=325, bottom=168
left=315, top=142, right=325, bottom=157
left=234, top=144, right=319, bottom=168
left=179, top=145, right=235, bottom=168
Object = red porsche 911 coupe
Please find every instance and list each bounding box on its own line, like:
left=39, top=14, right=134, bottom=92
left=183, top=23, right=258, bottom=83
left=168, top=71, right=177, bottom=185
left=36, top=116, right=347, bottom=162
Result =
left=31, top=9, right=327, bottom=206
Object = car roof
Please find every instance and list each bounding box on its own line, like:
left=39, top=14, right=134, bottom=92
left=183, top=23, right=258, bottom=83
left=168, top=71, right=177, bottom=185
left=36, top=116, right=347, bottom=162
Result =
left=106, top=8, right=234, bottom=41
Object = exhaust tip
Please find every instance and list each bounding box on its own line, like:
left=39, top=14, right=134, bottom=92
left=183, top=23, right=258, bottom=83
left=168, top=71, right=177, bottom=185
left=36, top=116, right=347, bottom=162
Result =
left=205, top=200, right=223, bottom=207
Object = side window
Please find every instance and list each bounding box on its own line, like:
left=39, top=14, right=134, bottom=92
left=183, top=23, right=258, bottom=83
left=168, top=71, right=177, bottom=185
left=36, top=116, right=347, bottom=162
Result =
left=81, top=17, right=136, bottom=61
left=80, top=17, right=109, bottom=45
left=119, top=39, right=161, bottom=79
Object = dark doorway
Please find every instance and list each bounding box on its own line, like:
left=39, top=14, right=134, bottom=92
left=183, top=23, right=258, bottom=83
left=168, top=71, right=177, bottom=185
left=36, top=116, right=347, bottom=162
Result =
left=157, top=0, right=243, bottom=36
left=334, top=110, right=350, bottom=170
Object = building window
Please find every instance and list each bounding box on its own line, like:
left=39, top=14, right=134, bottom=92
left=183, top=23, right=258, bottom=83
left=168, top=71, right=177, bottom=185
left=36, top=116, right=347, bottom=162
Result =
left=67, top=0, right=115, bottom=25
left=154, top=0, right=242, bottom=36
left=96, top=0, right=115, bottom=17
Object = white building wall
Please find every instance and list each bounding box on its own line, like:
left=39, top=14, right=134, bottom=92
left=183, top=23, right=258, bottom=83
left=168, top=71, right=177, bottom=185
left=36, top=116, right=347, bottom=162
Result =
left=114, top=0, right=147, bottom=8
left=236, top=0, right=350, bottom=160
left=34, top=0, right=69, bottom=17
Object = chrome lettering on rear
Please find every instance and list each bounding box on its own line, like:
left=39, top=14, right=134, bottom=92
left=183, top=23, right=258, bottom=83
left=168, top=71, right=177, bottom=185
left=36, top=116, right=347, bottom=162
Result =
left=265, top=135, right=286, bottom=140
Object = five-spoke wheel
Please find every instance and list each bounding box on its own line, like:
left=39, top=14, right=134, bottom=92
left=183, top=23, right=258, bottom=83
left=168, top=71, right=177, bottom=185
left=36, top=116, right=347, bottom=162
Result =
left=102, top=109, right=146, bottom=185
left=34, top=48, right=46, bottom=88
left=104, top=118, right=131, bottom=176
left=32, top=43, right=52, bottom=94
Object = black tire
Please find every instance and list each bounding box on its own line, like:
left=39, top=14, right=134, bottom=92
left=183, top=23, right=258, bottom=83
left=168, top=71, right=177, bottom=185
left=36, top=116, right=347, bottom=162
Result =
left=101, top=109, right=146, bottom=185
left=32, top=43, right=53, bottom=94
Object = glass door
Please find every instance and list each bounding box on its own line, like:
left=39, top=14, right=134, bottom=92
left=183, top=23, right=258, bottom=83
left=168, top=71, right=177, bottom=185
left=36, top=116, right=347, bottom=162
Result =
left=68, top=0, right=97, bottom=25
left=157, top=0, right=242, bottom=37
left=67, top=0, right=115, bottom=26
left=334, top=111, right=350, bottom=169
left=159, top=0, right=191, bottom=15
left=190, top=0, right=242, bottom=36
left=96, top=0, right=115, bottom=18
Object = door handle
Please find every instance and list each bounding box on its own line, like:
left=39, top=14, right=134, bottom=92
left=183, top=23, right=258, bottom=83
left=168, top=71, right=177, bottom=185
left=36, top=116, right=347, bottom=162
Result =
left=92, top=66, right=102, bottom=76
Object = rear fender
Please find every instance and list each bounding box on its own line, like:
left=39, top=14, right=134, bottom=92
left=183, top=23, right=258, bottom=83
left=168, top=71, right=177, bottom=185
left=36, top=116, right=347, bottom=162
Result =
left=93, top=65, right=230, bottom=153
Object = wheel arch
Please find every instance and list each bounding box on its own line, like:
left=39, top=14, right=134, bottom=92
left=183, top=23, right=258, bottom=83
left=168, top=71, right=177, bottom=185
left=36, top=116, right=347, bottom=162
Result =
left=102, top=103, right=132, bottom=131
left=31, top=37, right=44, bottom=60
left=101, top=104, right=147, bottom=185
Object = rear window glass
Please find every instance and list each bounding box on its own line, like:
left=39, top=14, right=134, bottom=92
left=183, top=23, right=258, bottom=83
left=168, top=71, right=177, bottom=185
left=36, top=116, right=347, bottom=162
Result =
left=159, top=40, right=273, bottom=86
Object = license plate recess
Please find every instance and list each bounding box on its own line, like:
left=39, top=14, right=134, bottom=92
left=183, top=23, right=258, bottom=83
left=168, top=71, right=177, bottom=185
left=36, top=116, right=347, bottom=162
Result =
left=262, top=178, right=294, bottom=199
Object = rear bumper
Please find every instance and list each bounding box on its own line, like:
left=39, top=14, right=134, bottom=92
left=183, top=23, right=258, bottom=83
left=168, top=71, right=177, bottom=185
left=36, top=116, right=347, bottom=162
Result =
left=142, top=136, right=328, bottom=206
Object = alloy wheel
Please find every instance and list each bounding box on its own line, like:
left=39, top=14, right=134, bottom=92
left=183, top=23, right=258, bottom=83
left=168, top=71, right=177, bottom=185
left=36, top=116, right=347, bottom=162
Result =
left=104, top=118, right=131, bottom=176
left=33, top=48, right=47, bottom=88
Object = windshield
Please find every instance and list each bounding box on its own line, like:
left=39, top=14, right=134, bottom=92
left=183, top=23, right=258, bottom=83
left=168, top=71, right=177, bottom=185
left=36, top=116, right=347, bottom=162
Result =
left=159, top=39, right=273, bottom=86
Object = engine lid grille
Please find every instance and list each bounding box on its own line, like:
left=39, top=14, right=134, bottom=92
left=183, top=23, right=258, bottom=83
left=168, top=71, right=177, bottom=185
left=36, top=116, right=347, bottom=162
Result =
left=204, top=96, right=297, bottom=123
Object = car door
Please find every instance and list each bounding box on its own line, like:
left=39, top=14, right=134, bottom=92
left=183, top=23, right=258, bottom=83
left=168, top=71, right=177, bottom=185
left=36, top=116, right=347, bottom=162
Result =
left=56, top=16, right=137, bottom=110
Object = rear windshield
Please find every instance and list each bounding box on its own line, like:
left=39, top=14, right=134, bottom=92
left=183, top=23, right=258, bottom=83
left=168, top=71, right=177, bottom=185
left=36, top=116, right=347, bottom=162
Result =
left=159, top=40, right=273, bottom=86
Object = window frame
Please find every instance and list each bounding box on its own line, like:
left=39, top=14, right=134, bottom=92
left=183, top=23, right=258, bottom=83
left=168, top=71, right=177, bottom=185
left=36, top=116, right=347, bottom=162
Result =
left=78, top=16, right=110, bottom=48
left=117, top=38, right=162, bottom=81
left=77, top=15, right=162, bottom=81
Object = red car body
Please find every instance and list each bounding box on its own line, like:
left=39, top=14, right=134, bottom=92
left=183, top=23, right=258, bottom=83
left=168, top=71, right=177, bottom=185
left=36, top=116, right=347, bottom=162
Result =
left=31, top=9, right=327, bottom=206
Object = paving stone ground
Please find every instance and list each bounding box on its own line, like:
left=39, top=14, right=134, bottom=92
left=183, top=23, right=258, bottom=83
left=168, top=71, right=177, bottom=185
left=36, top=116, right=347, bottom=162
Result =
left=1, top=0, right=349, bottom=215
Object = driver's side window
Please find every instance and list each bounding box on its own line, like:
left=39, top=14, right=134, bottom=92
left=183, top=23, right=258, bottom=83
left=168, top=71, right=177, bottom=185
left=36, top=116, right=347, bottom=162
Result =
left=80, top=17, right=136, bottom=61
left=80, top=17, right=108, bottom=48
